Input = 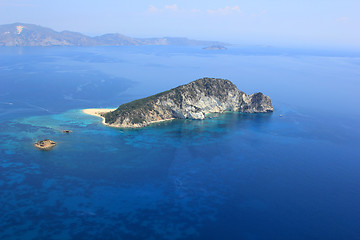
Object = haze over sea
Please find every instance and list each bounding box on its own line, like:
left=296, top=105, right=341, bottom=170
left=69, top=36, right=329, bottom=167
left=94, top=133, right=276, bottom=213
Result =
left=0, top=46, right=359, bottom=239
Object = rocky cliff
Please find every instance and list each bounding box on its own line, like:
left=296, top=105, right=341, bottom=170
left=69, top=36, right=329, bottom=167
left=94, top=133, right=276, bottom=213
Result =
left=103, top=78, right=273, bottom=128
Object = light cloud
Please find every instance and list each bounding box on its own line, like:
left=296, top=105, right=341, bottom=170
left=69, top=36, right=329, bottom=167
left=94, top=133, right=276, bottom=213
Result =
left=147, top=4, right=178, bottom=14
left=250, top=10, right=268, bottom=18
left=164, top=4, right=178, bottom=11
left=146, top=4, right=245, bottom=16
left=191, top=9, right=201, bottom=13
left=207, top=6, right=241, bottom=15
left=337, top=17, right=349, bottom=23
left=148, top=5, right=158, bottom=13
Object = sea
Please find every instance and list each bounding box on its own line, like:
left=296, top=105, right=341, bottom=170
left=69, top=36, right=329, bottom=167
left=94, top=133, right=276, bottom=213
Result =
left=0, top=45, right=359, bottom=240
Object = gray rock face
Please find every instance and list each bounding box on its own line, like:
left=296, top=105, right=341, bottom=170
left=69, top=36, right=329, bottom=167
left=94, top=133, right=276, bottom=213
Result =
left=104, top=78, right=273, bottom=128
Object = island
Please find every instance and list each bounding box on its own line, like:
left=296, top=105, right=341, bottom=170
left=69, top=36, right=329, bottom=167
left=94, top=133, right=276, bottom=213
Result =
left=203, top=45, right=227, bottom=50
left=84, top=78, right=273, bottom=128
left=34, top=139, right=56, bottom=150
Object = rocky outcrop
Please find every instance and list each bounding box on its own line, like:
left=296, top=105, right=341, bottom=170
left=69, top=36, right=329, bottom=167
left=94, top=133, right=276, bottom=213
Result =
left=104, top=78, right=273, bottom=128
left=34, top=139, right=56, bottom=150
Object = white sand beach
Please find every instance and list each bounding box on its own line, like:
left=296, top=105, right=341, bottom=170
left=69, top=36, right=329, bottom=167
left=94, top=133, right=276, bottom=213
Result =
left=82, top=108, right=176, bottom=128
left=82, top=108, right=116, bottom=126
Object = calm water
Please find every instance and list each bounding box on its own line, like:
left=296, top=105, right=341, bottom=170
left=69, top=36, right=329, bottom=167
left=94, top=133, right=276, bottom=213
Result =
left=0, top=46, right=359, bottom=240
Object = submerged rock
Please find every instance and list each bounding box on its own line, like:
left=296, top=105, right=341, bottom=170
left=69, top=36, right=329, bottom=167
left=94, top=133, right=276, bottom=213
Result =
left=104, top=78, right=273, bottom=128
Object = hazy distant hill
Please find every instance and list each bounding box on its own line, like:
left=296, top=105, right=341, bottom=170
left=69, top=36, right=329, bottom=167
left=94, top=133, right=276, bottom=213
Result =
left=0, top=23, right=225, bottom=47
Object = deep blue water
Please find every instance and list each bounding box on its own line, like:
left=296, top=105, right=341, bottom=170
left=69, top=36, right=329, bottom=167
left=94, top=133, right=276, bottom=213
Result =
left=0, top=46, right=360, bottom=240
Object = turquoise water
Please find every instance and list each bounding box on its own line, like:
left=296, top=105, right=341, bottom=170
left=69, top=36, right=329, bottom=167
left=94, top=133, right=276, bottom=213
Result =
left=0, top=46, right=360, bottom=239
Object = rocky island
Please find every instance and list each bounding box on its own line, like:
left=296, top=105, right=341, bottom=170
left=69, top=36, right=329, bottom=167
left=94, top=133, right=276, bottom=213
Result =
left=96, top=78, right=273, bottom=128
left=34, top=139, right=56, bottom=150
left=203, top=45, right=227, bottom=50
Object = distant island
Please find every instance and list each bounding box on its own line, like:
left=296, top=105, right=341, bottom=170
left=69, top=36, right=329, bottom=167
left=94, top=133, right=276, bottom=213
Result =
left=83, top=78, right=273, bottom=128
left=203, top=45, right=227, bottom=50
left=0, top=23, right=226, bottom=47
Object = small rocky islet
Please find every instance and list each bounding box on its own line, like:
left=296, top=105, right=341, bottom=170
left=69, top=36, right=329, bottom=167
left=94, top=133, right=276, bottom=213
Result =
left=33, top=130, right=72, bottom=150
left=34, top=139, right=56, bottom=150
left=103, top=78, right=273, bottom=128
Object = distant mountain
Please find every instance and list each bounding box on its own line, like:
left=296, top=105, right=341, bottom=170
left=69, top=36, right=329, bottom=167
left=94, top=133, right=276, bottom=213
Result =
left=0, top=23, right=226, bottom=47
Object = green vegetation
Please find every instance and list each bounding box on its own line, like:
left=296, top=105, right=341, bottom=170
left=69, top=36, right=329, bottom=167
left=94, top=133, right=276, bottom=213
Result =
left=104, top=89, right=172, bottom=124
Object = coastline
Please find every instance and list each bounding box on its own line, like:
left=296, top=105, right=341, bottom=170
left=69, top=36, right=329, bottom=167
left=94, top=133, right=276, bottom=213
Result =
left=82, top=108, right=116, bottom=127
left=82, top=108, right=176, bottom=128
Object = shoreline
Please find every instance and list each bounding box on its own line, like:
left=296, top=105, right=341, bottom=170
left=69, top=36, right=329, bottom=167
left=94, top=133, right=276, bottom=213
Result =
left=82, top=108, right=176, bottom=128
left=82, top=108, right=116, bottom=127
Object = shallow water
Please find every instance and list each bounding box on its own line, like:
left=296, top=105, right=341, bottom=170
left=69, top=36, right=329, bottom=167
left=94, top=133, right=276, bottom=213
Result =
left=0, top=46, right=359, bottom=239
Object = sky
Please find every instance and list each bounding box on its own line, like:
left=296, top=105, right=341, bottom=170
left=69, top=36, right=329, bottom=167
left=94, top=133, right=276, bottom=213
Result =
left=0, top=0, right=359, bottom=48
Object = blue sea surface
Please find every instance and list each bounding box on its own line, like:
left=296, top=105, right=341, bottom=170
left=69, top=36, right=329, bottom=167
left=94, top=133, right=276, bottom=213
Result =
left=0, top=46, right=359, bottom=239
